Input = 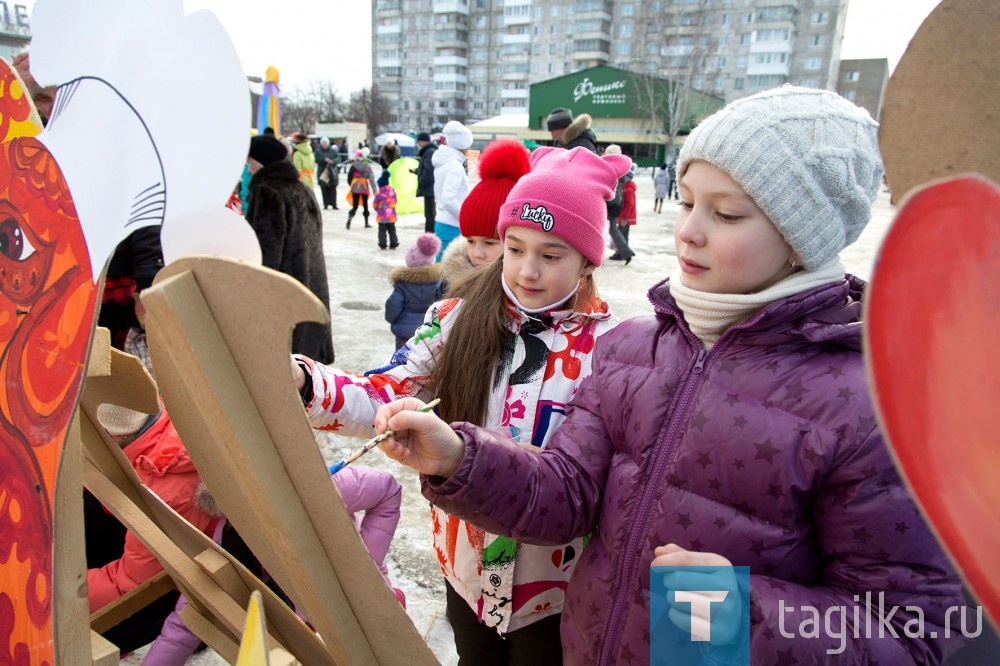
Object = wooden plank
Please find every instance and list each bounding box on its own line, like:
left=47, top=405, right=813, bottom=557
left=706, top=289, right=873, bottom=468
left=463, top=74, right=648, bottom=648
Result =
left=90, top=630, right=119, bottom=666
left=86, top=327, right=113, bottom=378
left=180, top=603, right=242, bottom=664
left=89, top=570, right=175, bottom=634
left=53, top=413, right=91, bottom=666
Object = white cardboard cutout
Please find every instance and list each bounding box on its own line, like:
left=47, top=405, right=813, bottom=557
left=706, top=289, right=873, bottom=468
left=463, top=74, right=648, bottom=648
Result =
left=29, top=0, right=261, bottom=270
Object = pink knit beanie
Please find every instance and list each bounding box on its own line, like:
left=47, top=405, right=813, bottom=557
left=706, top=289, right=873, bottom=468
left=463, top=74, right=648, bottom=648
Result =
left=498, top=147, right=632, bottom=266
left=406, top=233, right=441, bottom=267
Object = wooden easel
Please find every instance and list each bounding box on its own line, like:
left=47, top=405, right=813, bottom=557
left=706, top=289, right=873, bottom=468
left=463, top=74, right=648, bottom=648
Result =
left=134, top=256, right=437, bottom=665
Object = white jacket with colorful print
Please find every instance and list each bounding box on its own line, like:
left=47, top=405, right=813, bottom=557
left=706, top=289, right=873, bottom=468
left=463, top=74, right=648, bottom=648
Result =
left=296, top=295, right=617, bottom=635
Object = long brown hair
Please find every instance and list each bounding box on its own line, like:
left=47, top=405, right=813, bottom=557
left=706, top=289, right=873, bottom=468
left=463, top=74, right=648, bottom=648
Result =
left=428, top=257, right=599, bottom=425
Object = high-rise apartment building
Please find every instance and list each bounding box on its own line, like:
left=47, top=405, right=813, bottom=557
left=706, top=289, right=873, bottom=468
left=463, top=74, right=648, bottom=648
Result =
left=373, top=0, right=849, bottom=131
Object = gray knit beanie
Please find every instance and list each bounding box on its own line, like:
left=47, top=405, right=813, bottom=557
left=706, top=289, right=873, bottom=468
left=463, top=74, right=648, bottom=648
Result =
left=546, top=107, right=573, bottom=131
left=677, top=85, right=884, bottom=270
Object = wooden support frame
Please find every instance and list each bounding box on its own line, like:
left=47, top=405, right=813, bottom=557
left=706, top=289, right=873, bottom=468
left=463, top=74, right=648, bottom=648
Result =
left=78, top=347, right=326, bottom=664
left=141, top=257, right=437, bottom=665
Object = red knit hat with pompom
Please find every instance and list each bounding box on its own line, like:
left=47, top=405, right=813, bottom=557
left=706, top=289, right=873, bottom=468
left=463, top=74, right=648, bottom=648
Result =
left=459, top=138, right=532, bottom=239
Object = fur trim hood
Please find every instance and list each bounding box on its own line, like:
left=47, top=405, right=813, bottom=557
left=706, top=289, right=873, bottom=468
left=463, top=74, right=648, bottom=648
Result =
left=194, top=482, right=226, bottom=518
left=561, top=113, right=594, bottom=146
left=439, top=237, right=475, bottom=290
left=389, top=264, right=444, bottom=285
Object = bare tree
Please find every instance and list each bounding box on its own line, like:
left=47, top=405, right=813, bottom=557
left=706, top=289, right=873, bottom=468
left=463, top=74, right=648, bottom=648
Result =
left=346, top=85, right=392, bottom=138
left=631, top=0, right=712, bottom=162
left=310, top=80, right=346, bottom=124
left=281, top=86, right=321, bottom=135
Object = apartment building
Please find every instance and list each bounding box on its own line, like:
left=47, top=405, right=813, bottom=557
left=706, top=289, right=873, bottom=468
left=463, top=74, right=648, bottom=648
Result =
left=836, top=58, right=888, bottom=120
left=373, top=0, right=849, bottom=131
left=1, top=1, right=31, bottom=61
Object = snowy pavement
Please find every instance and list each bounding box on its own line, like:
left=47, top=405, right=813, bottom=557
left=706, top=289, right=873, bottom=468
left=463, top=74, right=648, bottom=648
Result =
left=121, top=177, right=896, bottom=664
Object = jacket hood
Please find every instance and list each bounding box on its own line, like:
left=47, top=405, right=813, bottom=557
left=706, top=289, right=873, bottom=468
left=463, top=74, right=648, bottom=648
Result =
left=294, top=141, right=314, bottom=156
left=123, top=412, right=199, bottom=477
left=439, top=237, right=475, bottom=290
left=562, top=113, right=593, bottom=145
left=432, top=144, right=467, bottom=167
left=390, top=264, right=444, bottom=285
left=648, top=274, right=866, bottom=351
left=194, top=482, right=226, bottom=517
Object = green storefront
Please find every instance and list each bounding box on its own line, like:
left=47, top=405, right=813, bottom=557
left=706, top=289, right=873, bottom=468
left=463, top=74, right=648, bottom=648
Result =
left=527, top=66, right=724, bottom=166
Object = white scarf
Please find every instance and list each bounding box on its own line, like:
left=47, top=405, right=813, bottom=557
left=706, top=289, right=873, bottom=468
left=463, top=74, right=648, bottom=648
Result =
left=501, top=274, right=581, bottom=315
left=668, top=259, right=847, bottom=349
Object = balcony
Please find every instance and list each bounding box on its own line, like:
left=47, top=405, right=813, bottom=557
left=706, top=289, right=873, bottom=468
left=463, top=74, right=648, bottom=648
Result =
left=433, top=0, right=470, bottom=15
left=376, top=24, right=402, bottom=35
left=433, top=55, right=469, bottom=66
left=500, top=88, right=530, bottom=99
left=746, top=61, right=790, bottom=76
left=502, top=33, right=532, bottom=44
left=503, top=13, right=531, bottom=26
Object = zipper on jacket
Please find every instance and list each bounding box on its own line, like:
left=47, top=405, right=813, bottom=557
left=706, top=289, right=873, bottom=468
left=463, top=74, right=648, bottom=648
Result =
left=599, top=346, right=708, bottom=665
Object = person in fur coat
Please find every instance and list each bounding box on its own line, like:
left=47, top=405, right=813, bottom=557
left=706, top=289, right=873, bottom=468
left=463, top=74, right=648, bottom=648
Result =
left=246, top=135, right=335, bottom=363
left=385, top=233, right=443, bottom=349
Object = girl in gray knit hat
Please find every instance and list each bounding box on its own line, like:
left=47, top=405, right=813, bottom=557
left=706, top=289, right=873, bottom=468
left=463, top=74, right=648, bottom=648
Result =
left=369, top=85, right=968, bottom=665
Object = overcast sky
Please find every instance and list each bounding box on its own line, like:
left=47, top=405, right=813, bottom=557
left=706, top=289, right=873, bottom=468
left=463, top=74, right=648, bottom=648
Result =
left=19, top=0, right=941, bottom=94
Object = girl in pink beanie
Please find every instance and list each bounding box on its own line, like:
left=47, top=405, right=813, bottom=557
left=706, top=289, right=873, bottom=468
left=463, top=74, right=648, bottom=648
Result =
left=292, top=145, right=631, bottom=663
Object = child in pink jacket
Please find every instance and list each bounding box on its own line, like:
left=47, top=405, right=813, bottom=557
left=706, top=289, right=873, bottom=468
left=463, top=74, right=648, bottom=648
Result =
left=142, top=465, right=404, bottom=664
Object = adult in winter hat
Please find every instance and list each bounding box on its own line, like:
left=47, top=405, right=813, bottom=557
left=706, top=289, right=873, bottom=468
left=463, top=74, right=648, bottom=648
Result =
left=416, top=131, right=432, bottom=143
left=459, top=138, right=532, bottom=239
left=406, top=232, right=442, bottom=267
left=442, top=120, right=473, bottom=151
left=546, top=107, right=573, bottom=131
left=677, top=85, right=883, bottom=270
left=249, top=135, right=288, bottom=167
left=498, top=146, right=632, bottom=267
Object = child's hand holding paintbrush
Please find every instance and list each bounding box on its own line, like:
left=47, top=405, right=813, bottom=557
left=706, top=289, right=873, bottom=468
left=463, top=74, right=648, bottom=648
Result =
left=329, top=398, right=442, bottom=474
left=373, top=398, right=467, bottom=479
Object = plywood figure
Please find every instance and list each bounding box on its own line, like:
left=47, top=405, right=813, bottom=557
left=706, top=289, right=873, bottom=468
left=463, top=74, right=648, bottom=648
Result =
left=1, top=0, right=258, bottom=660
left=865, top=175, right=1000, bottom=626
left=142, top=256, right=438, bottom=666
left=0, top=55, right=96, bottom=666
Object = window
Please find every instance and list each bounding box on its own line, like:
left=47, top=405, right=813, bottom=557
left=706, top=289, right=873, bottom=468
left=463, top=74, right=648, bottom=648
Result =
left=736, top=56, right=747, bottom=68
left=621, top=3, right=634, bottom=15
left=756, top=6, right=793, bottom=21
left=719, top=34, right=729, bottom=47
left=844, top=70, right=860, bottom=81
left=808, top=34, right=824, bottom=47
left=721, top=13, right=731, bottom=25
left=740, top=33, right=751, bottom=45
left=734, top=77, right=744, bottom=90
left=805, top=57, right=822, bottom=70
left=549, top=43, right=556, bottom=54
left=799, top=78, right=819, bottom=88
left=551, top=5, right=559, bottom=16
left=680, top=13, right=696, bottom=26
left=751, top=52, right=787, bottom=64
left=812, top=12, right=829, bottom=24
left=742, top=12, right=753, bottom=23
left=619, top=43, right=631, bottom=55
left=755, top=29, right=789, bottom=42
left=620, top=23, right=633, bottom=37
left=843, top=90, right=857, bottom=101
left=717, top=56, right=727, bottom=67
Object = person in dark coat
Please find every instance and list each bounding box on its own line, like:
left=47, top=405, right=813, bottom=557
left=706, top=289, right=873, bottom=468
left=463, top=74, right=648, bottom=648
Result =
left=413, top=132, right=438, bottom=233
left=314, top=137, right=341, bottom=210
left=245, top=135, right=335, bottom=363
left=384, top=233, right=443, bottom=349
left=546, top=107, right=598, bottom=153
left=99, top=226, right=164, bottom=350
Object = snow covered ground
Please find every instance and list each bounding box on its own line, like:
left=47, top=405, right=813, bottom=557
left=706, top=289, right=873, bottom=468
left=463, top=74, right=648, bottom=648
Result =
left=121, top=173, right=896, bottom=664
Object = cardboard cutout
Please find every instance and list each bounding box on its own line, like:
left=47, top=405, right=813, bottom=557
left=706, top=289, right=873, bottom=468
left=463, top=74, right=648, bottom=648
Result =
left=865, top=175, right=1000, bottom=626
left=879, top=0, right=1000, bottom=204
left=1, top=0, right=255, bottom=661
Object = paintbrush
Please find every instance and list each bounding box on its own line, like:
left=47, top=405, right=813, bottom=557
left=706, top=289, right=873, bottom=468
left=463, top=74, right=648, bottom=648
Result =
left=328, top=398, right=441, bottom=474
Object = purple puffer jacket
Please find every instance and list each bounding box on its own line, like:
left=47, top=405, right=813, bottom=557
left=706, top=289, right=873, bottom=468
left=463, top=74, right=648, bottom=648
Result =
left=425, top=276, right=966, bottom=665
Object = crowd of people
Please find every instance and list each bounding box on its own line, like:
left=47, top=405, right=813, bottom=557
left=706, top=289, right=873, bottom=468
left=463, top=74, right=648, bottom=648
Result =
left=10, top=47, right=982, bottom=664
